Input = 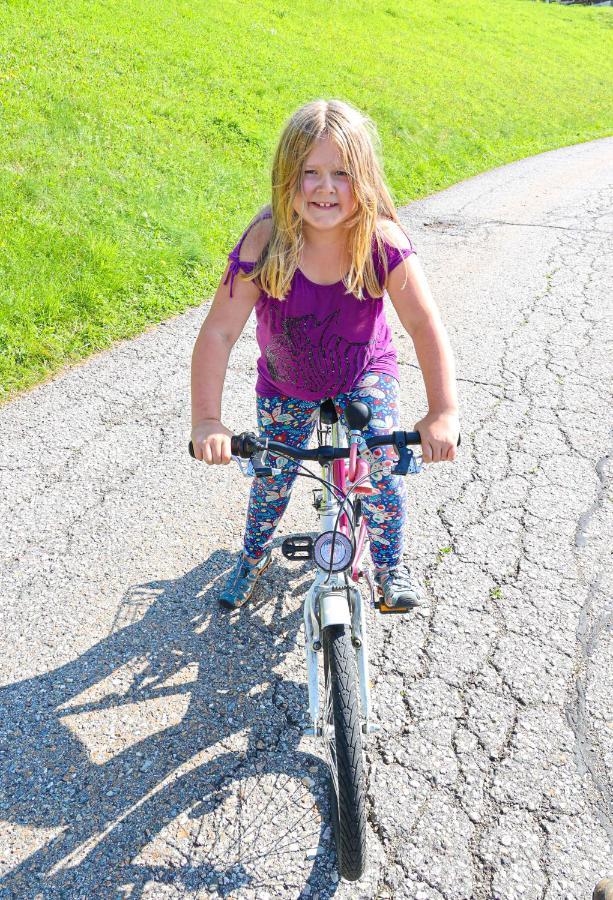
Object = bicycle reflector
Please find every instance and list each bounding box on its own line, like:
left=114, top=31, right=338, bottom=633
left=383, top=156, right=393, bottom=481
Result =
left=313, top=531, right=354, bottom=573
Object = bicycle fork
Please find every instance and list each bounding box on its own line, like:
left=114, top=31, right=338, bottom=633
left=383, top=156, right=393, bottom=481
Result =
left=302, top=574, right=380, bottom=738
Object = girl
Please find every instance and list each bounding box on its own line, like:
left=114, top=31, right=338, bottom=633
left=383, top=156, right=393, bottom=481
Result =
left=191, top=99, right=459, bottom=610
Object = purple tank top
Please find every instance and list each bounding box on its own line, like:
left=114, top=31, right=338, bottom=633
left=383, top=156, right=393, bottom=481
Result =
left=224, top=212, right=417, bottom=401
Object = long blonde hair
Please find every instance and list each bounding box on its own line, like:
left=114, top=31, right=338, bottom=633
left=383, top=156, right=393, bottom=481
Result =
left=242, top=98, right=411, bottom=301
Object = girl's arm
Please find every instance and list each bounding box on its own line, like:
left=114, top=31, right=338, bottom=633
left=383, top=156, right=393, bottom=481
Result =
left=191, top=217, right=271, bottom=464
left=385, top=246, right=459, bottom=464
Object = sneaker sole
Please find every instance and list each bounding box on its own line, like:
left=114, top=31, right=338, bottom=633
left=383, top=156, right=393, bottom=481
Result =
left=218, top=555, right=273, bottom=610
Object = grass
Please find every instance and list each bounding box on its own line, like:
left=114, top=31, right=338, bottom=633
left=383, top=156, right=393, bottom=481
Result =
left=437, top=546, right=453, bottom=563
left=1, top=0, right=612, bottom=400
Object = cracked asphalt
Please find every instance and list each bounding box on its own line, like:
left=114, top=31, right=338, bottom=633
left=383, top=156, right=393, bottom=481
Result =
left=1, top=136, right=611, bottom=899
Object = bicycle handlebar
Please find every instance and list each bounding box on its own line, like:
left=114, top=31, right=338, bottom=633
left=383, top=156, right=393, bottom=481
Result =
left=189, top=430, right=431, bottom=461
left=231, top=430, right=422, bottom=460
left=188, top=429, right=460, bottom=475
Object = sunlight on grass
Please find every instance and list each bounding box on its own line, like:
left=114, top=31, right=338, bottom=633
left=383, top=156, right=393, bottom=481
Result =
left=1, top=0, right=611, bottom=399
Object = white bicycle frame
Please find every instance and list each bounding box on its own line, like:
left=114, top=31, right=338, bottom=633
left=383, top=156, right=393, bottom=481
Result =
left=302, top=418, right=380, bottom=739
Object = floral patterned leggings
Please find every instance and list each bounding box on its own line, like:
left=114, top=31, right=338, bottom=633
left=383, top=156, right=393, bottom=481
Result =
left=243, top=371, right=408, bottom=569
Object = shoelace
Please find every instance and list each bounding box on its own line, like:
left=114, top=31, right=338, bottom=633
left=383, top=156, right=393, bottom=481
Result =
left=390, top=565, right=417, bottom=588
left=235, top=556, right=266, bottom=583
left=380, top=564, right=418, bottom=592
left=227, top=560, right=251, bottom=587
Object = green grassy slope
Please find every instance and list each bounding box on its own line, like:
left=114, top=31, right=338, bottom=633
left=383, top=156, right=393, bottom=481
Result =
left=1, top=0, right=611, bottom=399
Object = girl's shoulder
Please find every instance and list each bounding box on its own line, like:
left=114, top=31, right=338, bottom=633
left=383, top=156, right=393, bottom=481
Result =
left=374, top=217, right=417, bottom=281
left=376, top=217, right=415, bottom=252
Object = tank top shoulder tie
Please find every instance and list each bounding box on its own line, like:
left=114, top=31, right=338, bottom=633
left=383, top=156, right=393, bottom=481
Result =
left=224, top=210, right=272, bottom=298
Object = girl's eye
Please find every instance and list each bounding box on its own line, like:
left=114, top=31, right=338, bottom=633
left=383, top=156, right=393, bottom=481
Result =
left=304, top=170, right=349, bottom=176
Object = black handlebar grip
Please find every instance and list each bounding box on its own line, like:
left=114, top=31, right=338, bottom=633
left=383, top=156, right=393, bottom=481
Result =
left=189, top=435, right=245, bottom=458
left=232, top=432, right=260, bottom=457
left=404, top=430, right=461, bottom=448
left=189, top=434, right=252, bottom=459
left=403, top=430, right=422, bottom=445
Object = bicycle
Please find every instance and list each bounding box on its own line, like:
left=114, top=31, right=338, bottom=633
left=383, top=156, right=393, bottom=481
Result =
left=189, top=398, right=438, bottom=882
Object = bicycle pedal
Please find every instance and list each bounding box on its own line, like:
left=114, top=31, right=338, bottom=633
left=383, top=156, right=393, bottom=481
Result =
left=281, top=535, right=314, bottom=561
left=374, top=588, right=413, bottom=615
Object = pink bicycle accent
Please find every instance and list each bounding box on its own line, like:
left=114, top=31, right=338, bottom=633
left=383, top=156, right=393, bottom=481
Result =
left=332, top=459, right=351, bottom=536
left=333, top=447, right=373, bottom=583
left=348, top=442, right=358, bottom=480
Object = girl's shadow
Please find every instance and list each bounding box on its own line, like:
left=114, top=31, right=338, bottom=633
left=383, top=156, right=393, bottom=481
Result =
left=0, top=549, right=338, bottom=898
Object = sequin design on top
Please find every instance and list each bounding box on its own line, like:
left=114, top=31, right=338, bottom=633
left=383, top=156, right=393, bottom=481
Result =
left=225, top=210, right=418, bottom=402
left=264, top=309, right=377, bottom=395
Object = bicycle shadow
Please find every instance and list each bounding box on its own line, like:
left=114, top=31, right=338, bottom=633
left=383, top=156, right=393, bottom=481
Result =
left=0, top=550, right=340, bottom=898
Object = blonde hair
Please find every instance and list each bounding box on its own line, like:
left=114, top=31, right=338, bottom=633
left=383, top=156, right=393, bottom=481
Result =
left=241, top=98, right=411, bottom=301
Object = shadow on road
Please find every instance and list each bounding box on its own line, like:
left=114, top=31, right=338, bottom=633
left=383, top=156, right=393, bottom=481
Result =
left=0, top=552, right=337, bottom=897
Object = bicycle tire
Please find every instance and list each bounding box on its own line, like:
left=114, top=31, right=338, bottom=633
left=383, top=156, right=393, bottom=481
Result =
left=322, top=623, right=367, bottom=881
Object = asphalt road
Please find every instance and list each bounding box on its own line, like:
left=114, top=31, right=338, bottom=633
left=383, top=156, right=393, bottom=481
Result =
left=1, top=137, right=611, bottom=899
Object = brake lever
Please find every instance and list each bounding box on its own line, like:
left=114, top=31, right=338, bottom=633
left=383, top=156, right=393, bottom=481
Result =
left=405, top=450, right=423, bottom=474
left=391, top=432, right=422, bottom=475
left=232, top=455, right=252, bottom=476
left=252, top=450, right=274, bottom=477
left=232, top=449, right=282, bottom=478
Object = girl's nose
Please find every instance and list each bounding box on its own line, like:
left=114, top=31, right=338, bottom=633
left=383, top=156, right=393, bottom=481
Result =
left=317, top=173, right=335, bottom=192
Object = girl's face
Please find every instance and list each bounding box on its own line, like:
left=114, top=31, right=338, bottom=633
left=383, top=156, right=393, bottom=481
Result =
left=293, top=136, right=357, bottom=232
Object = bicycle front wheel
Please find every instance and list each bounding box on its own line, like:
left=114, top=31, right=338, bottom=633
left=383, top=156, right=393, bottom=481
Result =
left=322, top=623, right=367, bottom=881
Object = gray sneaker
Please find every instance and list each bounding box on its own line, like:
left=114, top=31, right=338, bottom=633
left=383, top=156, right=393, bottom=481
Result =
left=219, top=550, right=272, bottom=609
left=374, top=561, right=422, bottom=612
